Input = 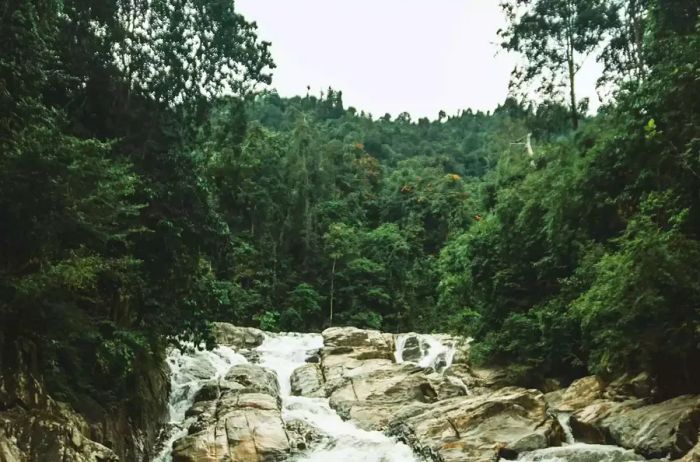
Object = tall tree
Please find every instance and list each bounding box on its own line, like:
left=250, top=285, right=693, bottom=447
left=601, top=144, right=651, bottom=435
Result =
left=599, top=0, right=650, bottom=88
left=500, top=0, right=615, bottom=129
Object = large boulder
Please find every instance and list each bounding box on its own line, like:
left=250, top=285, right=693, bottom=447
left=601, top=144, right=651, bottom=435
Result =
left=290, top=364, right=325, bottom=398
left=573, top=394, right=700, bottom=459
left=546, top=376, right=605, bottom=412
left=171, top=364, right=294, bottom=462
left=321, top=347, right=468, bottom=431
left=318, top=327, right=478, bottom=432
left=603, top=372, right=658, bottom=401
left=211, top=323, right=265, bottom=350
left=172, top=405, right=289, bottom=462
left=321, top=327, right=394, bottom=359
left=224, top=364, right=280, bottom=397
left=389, top=387, right=562, bottom=462
left=543, top=372, right=700, bottom=460
left=546, top=374, right=700, bottom=460
left=517, top=443, right=645, bottom=462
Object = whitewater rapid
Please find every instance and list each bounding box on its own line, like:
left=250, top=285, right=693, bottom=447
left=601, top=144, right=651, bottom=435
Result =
left=154, top=331, right=452, bottom=461
left=258, top=333, right=418, bottom=462
left=153, top=345, right=248, bottom=462
left=394, top=332, right=457, bottom=371
left=154, top=329, right=657, bottom=462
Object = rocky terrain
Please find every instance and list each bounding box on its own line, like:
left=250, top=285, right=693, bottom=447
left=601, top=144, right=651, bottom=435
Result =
left=158, top=324, right=700, bottom=462
left=2, top=324, right=698, bottom=461
left=0, top=338, right=169, bottom=461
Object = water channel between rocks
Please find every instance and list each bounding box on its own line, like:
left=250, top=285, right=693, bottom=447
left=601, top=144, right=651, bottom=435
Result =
left=154, top=331, right=447, bottom=461
left=153, top=329, right=654, bottom=462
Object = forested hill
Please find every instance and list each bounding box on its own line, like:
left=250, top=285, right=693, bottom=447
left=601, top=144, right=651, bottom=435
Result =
left=1, top=0, right=698, bottom=423
left=221, top=91, right=570, bottom=335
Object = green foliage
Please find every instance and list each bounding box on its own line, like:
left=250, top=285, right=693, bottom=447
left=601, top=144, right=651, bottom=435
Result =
left=500, top=0, right=617, bottom=128
left=440, top=0, right=700, bottom=392
left=574, top=192, right=700, bottom=387
left=1, top=0, right=698, bottom=411
left=0, top=0, right=273, bottom=406
left=279, top=283, right=323, bottom=331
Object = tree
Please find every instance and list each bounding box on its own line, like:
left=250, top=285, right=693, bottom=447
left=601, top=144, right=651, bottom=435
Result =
left=574, top=193, right=700, bottom=393
left=0, top=0, right=275, bottom=408
left=323, top=223, right=359, bottom=326
left=500, top=0, right=616, bottom=129
left=599, top=0, right=650, bottom=87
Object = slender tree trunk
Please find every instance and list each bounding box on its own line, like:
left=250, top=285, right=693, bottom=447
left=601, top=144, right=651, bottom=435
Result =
left=272, top=241, right=278, bottom=294
left=526, top=133, right=535, bottom=167
left=567, top=49, right=579, bottom=130
left=565, top=3, right=579, bottom=130
left=329, top=259, right=336, bottom=326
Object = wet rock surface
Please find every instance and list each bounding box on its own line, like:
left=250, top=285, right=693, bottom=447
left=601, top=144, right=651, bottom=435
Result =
left=389, top=387, right=562, bottom=462
left=18, top=322, right=694, bottom=462
left=171, top=363, right=291, bottom=462
left=0, top=339, right=168, bottom=462
left=547, top=375, right=700, bottom=460
left=516, top=443, right=646, bottom=462
left=211, top=323, right=266, bottom=350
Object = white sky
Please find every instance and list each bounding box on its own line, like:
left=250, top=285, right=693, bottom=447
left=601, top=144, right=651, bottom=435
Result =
left=236, top=0, right=603, bottom=120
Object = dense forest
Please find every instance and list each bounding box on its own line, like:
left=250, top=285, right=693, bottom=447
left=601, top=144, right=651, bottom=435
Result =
left=1, top=0, right=698, bottom=418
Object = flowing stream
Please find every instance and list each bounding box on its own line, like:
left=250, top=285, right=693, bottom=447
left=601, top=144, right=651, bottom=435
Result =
left=258, top=333, right=419, bottom=462
left=394, top=333, right=457, bottom=371
left=153, top=330, right=641, bottom=462
left=154, top=345, right=248, bottom=462
left=154, top=332, right=448, bottom=461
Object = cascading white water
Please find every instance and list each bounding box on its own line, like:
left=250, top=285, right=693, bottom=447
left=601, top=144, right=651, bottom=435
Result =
left=153, top=345, right=247, bottom=462
left=394, top=333, right=457, bottom=371
left=154, top=333, right=419, bottom=461
left=153, top=332, right=644, bottom=462
left=557, top=412, right=576, bottom=445
left=256, top=333, right=419, bottom=462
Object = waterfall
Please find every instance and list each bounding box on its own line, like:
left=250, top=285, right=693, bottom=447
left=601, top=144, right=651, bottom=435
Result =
left=394, top=333, right=457, bottom=372
left=257, top=333, right=419, bottom=462
left=154, top=333, right=418, bottom=461
left=153, top=345, right=248, bottom=462
left=556, top=412, right=576, bottom=445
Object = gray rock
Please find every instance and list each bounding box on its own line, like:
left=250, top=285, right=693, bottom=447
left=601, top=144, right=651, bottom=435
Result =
left=211, top=323, right=265, bottom=349
left=400, top=335, right=425, bottom=363
left=290, top=364, right=326, bottom=398
left=547, top=376, right=604, bottom=412
left=601, top=395, right=700, bottom=459
left=517, top=443, right=646, bottom=462
left=549, top=375, right=700, bottom=459
left=224, top=364, right=280, bottom=398
left=388, top=387, right=561, bottom=462
left=172, top=363, right=292, bottom=462
left=322, top=326, right=394, bottom=353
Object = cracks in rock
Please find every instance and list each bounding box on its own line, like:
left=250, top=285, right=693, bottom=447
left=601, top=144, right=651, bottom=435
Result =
left=223, top=416, right=234, bottom=461
left=349, top=378, right=360, bottom=401
left=244, top=412, right=261, bottom=461
left=446, top=417, right=461, bottom=439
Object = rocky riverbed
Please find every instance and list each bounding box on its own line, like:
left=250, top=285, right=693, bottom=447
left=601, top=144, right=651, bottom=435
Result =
left=152, top=324, right=700, bottom=462
left=2, top=323, right=696, bottom=461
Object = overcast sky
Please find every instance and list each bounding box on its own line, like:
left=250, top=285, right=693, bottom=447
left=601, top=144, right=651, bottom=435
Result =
left=236, top=0, right=602, bottom=119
